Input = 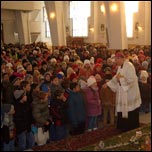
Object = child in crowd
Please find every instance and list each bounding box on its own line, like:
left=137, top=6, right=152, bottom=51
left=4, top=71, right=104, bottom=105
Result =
left=13, top=89, right=35, bottom=151
left=100, top=74, right=116, bottom=127
left=32, top=91, right=51, bottom=146
left=50, top=89, right=68, bottom=141
left=2, top=104, right=16, bottom=151
left=40, top=72, right=52, bottom=105
left=139, top=70, right=151, bottom=113
left=83, top=76, right=101, bottom=131
left=67, top=82, right=86, bottom=135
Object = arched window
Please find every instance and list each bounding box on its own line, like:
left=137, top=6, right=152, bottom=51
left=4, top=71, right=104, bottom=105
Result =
left=70, top=1, right=91, bottom=37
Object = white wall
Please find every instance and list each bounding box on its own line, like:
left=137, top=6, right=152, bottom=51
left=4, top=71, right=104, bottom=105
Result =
left=1, top=4, right=52, bottom=45
left=1, top=1, right=43, bottom=11
left=1, top=9, right=17, bottom=44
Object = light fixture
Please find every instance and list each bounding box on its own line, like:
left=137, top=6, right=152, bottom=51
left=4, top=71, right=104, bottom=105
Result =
left=50, top=12, right=55, bottom=19
left=89, top=28, right=94, bottom=32
left=110, top=3, right=118, bottom=12
left=135, top=22, right=143, bottom=32
left=100, top=4, right=105, bottom=14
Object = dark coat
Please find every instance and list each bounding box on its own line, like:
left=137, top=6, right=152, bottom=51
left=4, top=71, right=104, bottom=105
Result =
left=50, top=99, right=68, bottom=126
left=67, top=90, right=86, bottom=127
left=14, top=101, right=33, bottom=135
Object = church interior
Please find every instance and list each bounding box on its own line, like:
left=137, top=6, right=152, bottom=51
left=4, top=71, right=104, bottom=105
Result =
left=1, top=1, right=151, bottom=151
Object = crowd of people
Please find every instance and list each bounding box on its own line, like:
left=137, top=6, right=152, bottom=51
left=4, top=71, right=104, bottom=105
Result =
left=1, top=42, right=151, bottom=151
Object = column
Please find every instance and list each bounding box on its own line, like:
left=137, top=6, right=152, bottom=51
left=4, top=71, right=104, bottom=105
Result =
left=44, top=1, right=66, bottom=48
left=104, top=1, right=127, bottom=50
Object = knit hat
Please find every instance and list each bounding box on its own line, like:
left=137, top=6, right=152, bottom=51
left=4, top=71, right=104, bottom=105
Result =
left=69, top=73, right=78, bottom=81
left=96, top=58, right=103, bottom=64
left=17, top=65, right=25, bottom=73
left=6, top=62, right=13, bottom=68
left=44, top=72, right=51, bottom=78
left=9, top=74, right=20, bottom=84
left=64, top=55, right=69, bottom=61
left=142, top=61, right=149, bottom=67
left=50, top=58, right=57, bottom=63
left=104, top=67, right=112, bottom=73
left=87, top=76, right=97, bottom=87
left=56, top=71, right=64, bottom=79
left=90, top=57, right=94, bottom=64
left=79, top=79, right=87, bottom=89
left=115, top=52, right=124, bottom=58
left=84, top=59, right=90, bottom=66
left=14, top=90, right=25, bottom=100
left=24, top=74, right=33, bottom=81
left=94, top=63, right=102, bottom=69
left=139, top=70, right=149, bottom=83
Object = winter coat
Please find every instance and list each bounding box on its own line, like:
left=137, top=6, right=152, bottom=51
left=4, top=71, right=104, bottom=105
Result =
left=14, top=101, right=33, bottom=135
left=139, top=82, right=151, bottom=104
left=32, top=92, right=50, bottom=127
left=100, top=87, right=116, bottom=107
left=83, top=87, right=101, bottom=116
left=67, top=90, right=86, bottom=127
left=50, top=99, right=68, bottom=126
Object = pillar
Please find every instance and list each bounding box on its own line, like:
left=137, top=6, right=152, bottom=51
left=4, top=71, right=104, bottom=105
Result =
left=44, top=1, right=66, bottom=48
left=104, top=1, right=127, bottom=50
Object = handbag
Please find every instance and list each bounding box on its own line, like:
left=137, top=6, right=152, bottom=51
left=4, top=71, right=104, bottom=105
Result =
left=35, top=127, right=49, bottom=146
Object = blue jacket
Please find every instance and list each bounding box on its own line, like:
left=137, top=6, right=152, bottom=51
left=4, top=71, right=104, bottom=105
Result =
left=67, top=90, right=86, bottom=127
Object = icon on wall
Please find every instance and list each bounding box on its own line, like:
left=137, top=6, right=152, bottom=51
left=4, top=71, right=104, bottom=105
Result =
left=101, top=24, right=105, bottom=31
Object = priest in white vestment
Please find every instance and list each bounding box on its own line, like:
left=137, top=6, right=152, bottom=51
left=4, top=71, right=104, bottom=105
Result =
left=102, top=52, right=141, bottom=131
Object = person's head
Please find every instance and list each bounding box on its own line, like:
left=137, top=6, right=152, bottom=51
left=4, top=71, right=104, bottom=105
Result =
left=9, top=74, right=22, bottom=86
left=26, top=63, right=32, bottom=72
left=141, top=61, right=149, bottom=70
left=51, top=75, right=59, bottom=86
left=24, top=74, right=33, bottom=85
left=104, top=67, right=112, bottom=75
left=87, top=76, right=97, bottom=88
left=14, top=90, right=27, bottom=103
left=95, top=74, right=102, bottom=83
left=2, top=73, right=9, bottom=82
left=56, top=71, right=64, bottom=80
left=104, top=73, right=113, bottom=82
left=61, top=61, right=67, bottom=70
left=31, top=83, right=40, bottom=93
left=61, top=78, right=70, bottom=89
left=20, top=80, right=31, bottom=92
left=69, top=73, right=78, bottom=83
left=106, top=58, right=113, bottom=66
left=139, top=70, right=149, bottom=83
left=54, top=89, right=65, bottom=101
left=63, top=55, right=70, bottom=63
left=17, top=65, right=25, bottom=74
left=44, top=72, right=51, bottom=82
left=115, top=52, right=125, bottom=66
left=123, top=49, right=129, bottom=58
left=96, top=58, right=103, bottom=65
left=41, top=61, right=47, bottom=69
left=70, top=82, right=80, bottom=92
left=38, top=91, right=48, bottom=102
left=83, top=59, right=91, bottom=69
left=94, top=63, right=102, bottom=72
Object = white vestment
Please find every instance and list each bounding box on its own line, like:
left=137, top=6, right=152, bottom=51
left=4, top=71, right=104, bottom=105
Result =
left=107, top=60, right=141, bottom=118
